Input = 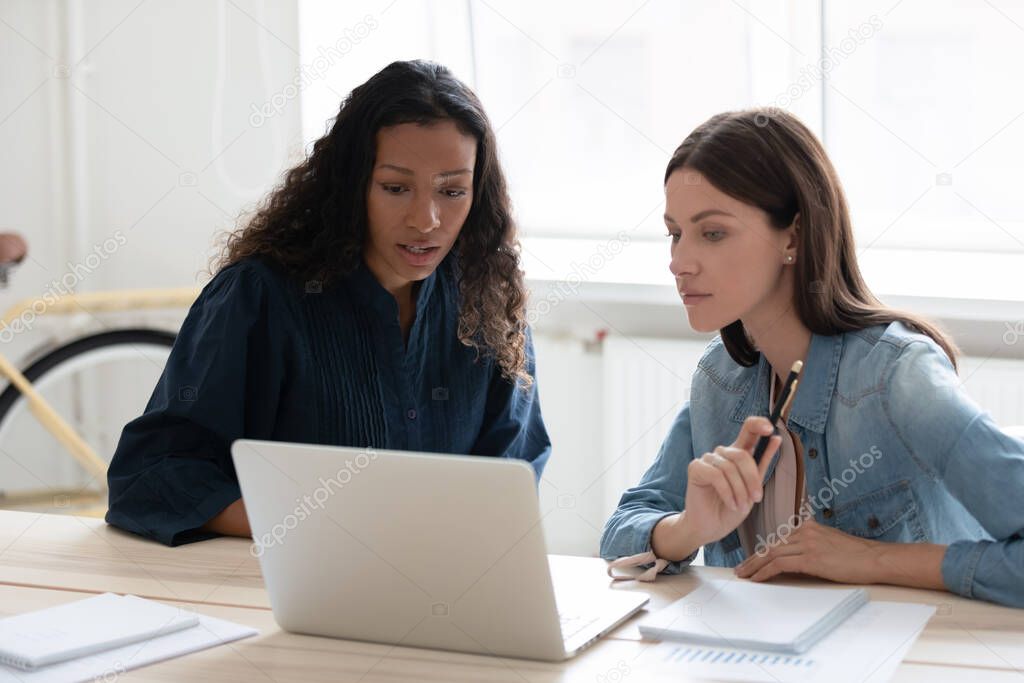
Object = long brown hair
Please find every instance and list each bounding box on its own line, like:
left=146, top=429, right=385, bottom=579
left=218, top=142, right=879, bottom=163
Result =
left=215, top=60, right=530, bottom=385
left=665, top=108, right=959, bottom=369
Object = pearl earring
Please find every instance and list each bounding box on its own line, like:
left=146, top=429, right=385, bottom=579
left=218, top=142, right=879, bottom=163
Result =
left=785, top=255, right=794, bottom=263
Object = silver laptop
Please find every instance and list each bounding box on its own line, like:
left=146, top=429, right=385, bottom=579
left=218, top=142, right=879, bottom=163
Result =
left=231, top=439, right=649, bottom=661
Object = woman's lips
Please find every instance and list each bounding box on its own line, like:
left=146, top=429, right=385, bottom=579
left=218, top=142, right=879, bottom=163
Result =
left=681, top=293, right=711, bottom=306
left=397, top=243, right=440, bottom=267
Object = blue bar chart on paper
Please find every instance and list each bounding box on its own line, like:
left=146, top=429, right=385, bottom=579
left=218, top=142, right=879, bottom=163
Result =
left=636, top=602, right=936, bottom=683
left=659, top=644, right=819, bottom=681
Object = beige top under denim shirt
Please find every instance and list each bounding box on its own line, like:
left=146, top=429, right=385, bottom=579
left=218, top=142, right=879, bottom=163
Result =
left=737, top=375, right=808, bottom=558
left=600, top=321, right=1024, bottom=608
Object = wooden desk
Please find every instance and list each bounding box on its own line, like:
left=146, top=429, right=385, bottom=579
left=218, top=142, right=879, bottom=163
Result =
left=0, top=510, right=265, bottom=607
left=4, top=585, right=1022, bottom=683
left=2, top=511, right=1023, bottom=680
left=0, top=584, right=658, bottom=683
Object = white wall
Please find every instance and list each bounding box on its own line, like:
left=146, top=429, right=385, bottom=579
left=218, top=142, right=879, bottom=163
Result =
left=0, top=0, right=303, bottom=498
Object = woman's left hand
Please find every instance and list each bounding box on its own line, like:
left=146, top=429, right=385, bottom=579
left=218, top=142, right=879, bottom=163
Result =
left=734, top=519, right=883, bottom=584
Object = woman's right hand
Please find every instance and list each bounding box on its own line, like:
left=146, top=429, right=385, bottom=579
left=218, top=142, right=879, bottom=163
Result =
left=679, top=416, right=781, bottom=547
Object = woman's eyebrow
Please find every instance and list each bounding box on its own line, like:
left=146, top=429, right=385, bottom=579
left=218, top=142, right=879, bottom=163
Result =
left=376, top=163, right=414, bottom=175
left=690, top=209, right=735, bottom=223
left=435, top=169, right=472, bottom=181
left=375, top=164, right=472, bottom=179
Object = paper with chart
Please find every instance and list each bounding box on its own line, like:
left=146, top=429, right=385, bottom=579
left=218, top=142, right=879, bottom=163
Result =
left=635, top=600, right=935, bottom=683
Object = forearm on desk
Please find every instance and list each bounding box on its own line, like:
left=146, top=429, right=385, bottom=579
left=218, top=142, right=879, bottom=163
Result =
left=201, top=497, right=252, bottom=538
left=871, top=541, right=947, bottom=591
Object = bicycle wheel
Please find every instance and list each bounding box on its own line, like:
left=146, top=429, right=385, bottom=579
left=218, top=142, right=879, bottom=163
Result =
left=0, top=328, right=175, bottom=513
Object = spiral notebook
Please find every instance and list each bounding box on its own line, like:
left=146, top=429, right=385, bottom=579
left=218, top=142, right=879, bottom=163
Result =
left=638, top=580, right=869, bottom=654
left=0, top=593, right=199, bottom=671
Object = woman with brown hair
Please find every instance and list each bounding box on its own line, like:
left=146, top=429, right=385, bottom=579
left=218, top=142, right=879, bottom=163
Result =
left=601, top=108, right=1024, bottom=607
left=106, top=60, right=551, bottom=546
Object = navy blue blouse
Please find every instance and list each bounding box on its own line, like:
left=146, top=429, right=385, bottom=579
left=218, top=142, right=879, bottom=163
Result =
left=105, top=256, right=551, bottom=546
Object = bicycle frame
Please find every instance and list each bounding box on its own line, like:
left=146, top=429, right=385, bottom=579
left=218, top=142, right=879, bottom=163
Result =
left=0, top=287, right=199, bottom=492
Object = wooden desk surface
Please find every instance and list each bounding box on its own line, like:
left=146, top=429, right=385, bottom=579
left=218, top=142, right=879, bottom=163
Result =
left=2, top=511, right=1023, bottom=680
left=4, top=585, right=1022, bottom=683
left=0, top=510, right=266, bottom=607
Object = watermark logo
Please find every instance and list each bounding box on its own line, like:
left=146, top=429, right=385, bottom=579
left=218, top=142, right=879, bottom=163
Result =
left=250, top=448, right=379, bottom=556
left=754, top=445, right=883, bottom=556
left=0, top=231, right=129, bottom=344
left=527, top=231, right=631, bottom=324
left=1003, top=320, right=1023, bottom=346
left=756, top=15, right=883, bottom=126
left=249, top=15, right=379, bottom=128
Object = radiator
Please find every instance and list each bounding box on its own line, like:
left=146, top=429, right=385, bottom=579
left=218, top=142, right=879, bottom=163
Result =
left=600, top=336, right=707, bottom=512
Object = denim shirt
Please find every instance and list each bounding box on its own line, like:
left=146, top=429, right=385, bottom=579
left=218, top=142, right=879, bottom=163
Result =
left=600, top=321, right=1024, bottom=607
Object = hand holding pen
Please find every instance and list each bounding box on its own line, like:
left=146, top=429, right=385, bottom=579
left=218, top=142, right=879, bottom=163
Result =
left=656, top=360, right=806, bottom=558
left=752, top=360, right=804, bottom=464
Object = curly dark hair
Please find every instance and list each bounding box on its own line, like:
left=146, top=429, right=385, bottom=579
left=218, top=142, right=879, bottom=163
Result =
left=215, top=60, right=530, bottom=385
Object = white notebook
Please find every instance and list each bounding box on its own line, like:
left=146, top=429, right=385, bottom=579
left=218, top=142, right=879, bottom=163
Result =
left=0, top=593, right=199, bottom=670
left=639, top=580, right=868, bottom=654
left=0, top=608, right=258, bottom=683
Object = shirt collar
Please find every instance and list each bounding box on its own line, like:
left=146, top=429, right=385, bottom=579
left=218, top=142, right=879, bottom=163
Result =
left=731, top=330, right=844, bottom=434
left=346, top=260, right=440, bottom=317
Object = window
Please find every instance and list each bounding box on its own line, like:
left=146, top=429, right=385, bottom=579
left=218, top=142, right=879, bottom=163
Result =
left=823, top=0, right=1024, bottom=255
left=298, top=0, right=1024, bottom=300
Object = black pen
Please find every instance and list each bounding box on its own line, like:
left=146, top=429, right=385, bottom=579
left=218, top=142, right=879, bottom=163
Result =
left=752, top=360, right=803, bottom=464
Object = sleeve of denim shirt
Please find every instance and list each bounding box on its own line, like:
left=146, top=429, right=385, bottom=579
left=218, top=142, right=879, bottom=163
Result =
left=471, top=326, right=552, bottom=480
left=105, top=261, right=288, bottom=547
left=599, top=404, right=699, bottom=574
left=885, top=339, right=1024, bottom=607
